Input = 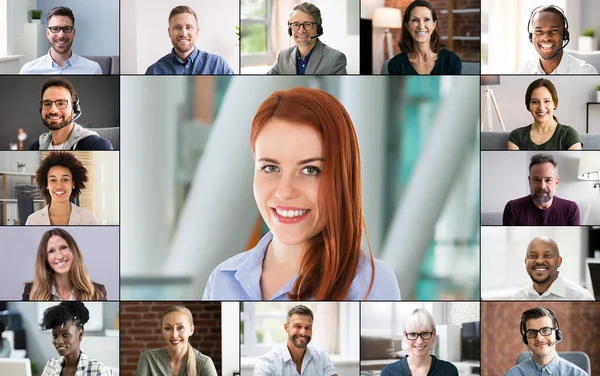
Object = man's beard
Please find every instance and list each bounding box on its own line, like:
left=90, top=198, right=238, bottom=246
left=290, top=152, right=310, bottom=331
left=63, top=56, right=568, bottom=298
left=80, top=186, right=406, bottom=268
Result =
left=532, top=188, right=552, bottom=205
left=42, top=113, right=73, bottom=131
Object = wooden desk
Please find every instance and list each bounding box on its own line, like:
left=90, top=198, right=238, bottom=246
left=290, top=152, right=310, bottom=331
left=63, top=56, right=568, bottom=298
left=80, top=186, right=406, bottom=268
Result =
left=0, top=171, right=36, bottom=225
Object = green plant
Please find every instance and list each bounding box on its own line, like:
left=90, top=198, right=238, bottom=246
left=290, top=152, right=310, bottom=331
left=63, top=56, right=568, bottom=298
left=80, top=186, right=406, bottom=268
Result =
left=596, top=84, right=600, bottom=91
left=30, top=359, right=38, bottom=374
left=583, top=28, right=595, bottom=38
left=28, top=9, right=42, bottom=20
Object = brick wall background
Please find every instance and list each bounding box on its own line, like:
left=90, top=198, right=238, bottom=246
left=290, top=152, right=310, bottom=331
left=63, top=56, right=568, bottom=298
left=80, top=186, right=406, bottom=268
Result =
left=481, top=302, right=600, bottom=376
left=120, top=302, right=222, bottom=376
left=446, top=302, right=480, bottom=325
left=384, top=0, right=480, bottom=61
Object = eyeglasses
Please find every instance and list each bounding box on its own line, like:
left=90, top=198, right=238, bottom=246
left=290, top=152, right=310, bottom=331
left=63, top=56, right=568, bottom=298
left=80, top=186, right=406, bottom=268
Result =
left=406, top=332, right=433, bottom=340
left=289, top=22, right=317, bottom=31
left=47, top=26, right=74, bottom=34
left=40, top=99, right=70, bottom=110
left=525, top=327, right=556, bottom=338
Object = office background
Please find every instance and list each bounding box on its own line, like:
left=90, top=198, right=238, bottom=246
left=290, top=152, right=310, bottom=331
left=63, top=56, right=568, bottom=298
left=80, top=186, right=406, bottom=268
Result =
left=0, top=76, right=120, bottom=150
left=0, top=151, right=120, bottom=225
left=120, top=75, right=480, bottom=301
left=0, top=226, right=120, bottom=300
left=120, top=0, right=240, bottom=74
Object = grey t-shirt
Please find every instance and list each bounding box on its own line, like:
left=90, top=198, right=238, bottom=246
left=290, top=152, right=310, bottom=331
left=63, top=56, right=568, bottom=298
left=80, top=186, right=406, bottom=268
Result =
left=136, top=347, right=218, bottom=376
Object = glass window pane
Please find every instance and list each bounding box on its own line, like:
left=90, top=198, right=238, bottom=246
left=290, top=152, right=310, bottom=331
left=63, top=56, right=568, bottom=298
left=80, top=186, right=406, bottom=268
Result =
left=241, top=23, right=267, bottom=54
left=242, top=0, right=266, bottom=19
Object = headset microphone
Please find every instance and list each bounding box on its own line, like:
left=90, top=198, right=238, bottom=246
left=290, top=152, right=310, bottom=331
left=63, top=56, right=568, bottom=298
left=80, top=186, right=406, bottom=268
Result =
left=548, top=337, right=562, bottom=347
left=310, top=34, right=322, bottom=39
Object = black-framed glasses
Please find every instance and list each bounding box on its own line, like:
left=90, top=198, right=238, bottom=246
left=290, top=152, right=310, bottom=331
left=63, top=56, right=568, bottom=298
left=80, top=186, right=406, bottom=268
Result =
left=406, top=332, right=433, bottom=340
left=289, top=22, right=316, bottom=31
left=47, top=26, right=74, bottom=34
left=40, top=99, right=70, bottom=110
left=525, top=327, right=555, bottom=338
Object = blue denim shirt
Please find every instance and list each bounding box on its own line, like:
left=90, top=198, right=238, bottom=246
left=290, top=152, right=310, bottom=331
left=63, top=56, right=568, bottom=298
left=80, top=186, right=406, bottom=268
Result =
left=505, top=354, right=588, bottom=376
left=145, top=47, right=234, bottom=75
left=202, top=231, right=401, bottom=300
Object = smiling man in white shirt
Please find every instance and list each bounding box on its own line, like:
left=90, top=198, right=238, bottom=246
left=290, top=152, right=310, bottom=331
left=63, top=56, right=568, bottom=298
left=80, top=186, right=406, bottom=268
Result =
left=513, top=236, right=594, bottom=300
left=519, top=5, right=597, bottom=74
left=254, top=305, right=338, bottom=376
left=19, top=6, right=102, bottom=75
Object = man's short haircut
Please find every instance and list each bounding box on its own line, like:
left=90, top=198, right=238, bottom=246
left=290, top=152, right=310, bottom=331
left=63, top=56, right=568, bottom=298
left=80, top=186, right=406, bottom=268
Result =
left=41, top=78, right=79, bottom=104
left=47, top=6, right=75, bottom=25
left=529, top=153, right=558, bottom=173
left=291, top=2, right=322, bottom=26
left=526, top=236, right=561, bottom=258
left=169, top=5, right=198, bottom=24
left=287, top=305, right=314, bottom=323
left=521, top=307, right=559, bottom=331
left=532, top=6, right=567, bottom=30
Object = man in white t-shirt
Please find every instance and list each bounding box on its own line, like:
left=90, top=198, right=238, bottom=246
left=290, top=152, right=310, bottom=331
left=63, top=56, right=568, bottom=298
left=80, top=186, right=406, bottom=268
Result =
left=519, top=5, right=597, bottom=74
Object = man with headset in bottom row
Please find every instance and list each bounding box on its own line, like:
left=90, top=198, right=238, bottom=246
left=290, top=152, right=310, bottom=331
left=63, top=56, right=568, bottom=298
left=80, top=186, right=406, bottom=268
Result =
left=505, top=307, right=588, bottom=376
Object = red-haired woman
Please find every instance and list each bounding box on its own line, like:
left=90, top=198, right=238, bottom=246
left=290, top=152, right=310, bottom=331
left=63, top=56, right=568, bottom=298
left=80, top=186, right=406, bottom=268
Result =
left=203, top=87, right=401, bottom=301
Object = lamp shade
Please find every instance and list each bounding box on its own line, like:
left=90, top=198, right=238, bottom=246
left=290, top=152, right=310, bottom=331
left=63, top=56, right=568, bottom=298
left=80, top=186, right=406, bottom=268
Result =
left=481, top=76, right=500, bottom=86
left=578, top=151, right=600, bottom=180
left=373, top=7, right=402, bottom=29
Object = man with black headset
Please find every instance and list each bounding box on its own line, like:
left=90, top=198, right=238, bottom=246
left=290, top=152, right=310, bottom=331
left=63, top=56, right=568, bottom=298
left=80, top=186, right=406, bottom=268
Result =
left=519, top=5, right=597, bottom=74
left=31, top=78, right=113, bottom=150
left=267, top=2, right=347, bottom=75
left=504, top=307, right=588, bottom=375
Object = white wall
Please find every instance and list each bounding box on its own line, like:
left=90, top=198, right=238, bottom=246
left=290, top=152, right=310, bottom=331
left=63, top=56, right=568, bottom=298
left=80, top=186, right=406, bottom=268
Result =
left=221, top=303, right=240, bottom=376
left=480, top=76, right=600, bottom=134
left=481, top=151, right=600, bottom=225
left=121, top=0, right=239, bottom=74
left=94, top=151, right=119, bottom=225
left=481, top=226, right=588, bottom=299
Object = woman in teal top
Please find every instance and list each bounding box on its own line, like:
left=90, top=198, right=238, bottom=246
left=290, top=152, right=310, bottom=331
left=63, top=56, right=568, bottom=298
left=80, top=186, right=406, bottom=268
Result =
left=387, top=0, right=461, bottom=75
left=508, top=78, right=582, bottom=150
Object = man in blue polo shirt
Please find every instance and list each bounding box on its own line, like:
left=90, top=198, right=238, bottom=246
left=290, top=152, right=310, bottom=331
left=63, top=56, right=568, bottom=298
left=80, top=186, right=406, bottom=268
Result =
left=20, top=6, right=102, bottom=74
left=146, top=5, right=233, bottom=75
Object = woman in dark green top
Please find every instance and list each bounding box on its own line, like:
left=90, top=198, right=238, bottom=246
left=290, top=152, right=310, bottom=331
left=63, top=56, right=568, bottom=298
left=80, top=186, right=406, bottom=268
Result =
left=508, top=78, right=582, bottom=150
left=387, top=0, right=462, bottom=75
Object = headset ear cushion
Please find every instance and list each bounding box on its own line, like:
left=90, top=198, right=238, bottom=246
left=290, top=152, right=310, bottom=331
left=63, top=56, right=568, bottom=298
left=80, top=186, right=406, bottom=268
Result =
left=288, top=27, right=292, bottom=36
left=564, top=29, right=570, bottom=41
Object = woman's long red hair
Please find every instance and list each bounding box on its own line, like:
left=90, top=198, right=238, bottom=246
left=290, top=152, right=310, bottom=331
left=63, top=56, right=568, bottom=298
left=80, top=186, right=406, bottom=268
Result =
left=250, top=87, right=374, bottom=300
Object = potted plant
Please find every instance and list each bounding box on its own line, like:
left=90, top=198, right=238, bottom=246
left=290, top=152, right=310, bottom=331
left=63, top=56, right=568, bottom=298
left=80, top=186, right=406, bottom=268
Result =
left=30, top=359, right=38, bottom=376
left=28, top=9, right=42, bottom=24
left=17, top=162, right=26, bottom=173
left=579, top=28, right=596, bottom=52
left=596, top=84, right=600, bottom=103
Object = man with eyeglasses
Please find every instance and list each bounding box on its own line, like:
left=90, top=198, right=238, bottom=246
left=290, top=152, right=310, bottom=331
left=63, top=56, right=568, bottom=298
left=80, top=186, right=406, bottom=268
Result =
left=513, top=236, right=594, bottom=300
left=19, top=6, right=102, bottom=74
left=31, top=78, right=112, bottom=150
left=254, top=305, right=337, bottom=376
left=267, top=2, right=347, bottom=75
left=505, top=307, right=588, bottom=375
left=146, top=5, right=233, bottom=74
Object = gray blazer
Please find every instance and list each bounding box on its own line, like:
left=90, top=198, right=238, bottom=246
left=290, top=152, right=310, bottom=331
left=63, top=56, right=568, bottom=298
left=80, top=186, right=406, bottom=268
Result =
left=25, top=203, right=97, bottom=225
left=267, top=39, right=347, bottom=75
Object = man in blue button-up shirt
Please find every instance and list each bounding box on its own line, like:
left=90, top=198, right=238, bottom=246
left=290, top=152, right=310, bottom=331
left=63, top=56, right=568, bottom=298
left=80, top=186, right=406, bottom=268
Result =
left=254, top=305, right=338, bottom=376
left=19, top=6, right=102, bottom=75
left=145, top=5, right=233, bottom=75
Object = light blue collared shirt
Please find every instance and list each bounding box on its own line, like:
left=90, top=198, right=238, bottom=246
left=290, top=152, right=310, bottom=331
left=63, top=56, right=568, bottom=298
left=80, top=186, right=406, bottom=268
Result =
left=254, top=343, right=337, bottom=376
left=203, top=231, right=401, bottom=300
left=505, top=354, right=588, bottom=376
left=19, top=50, right=102, bottom=74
